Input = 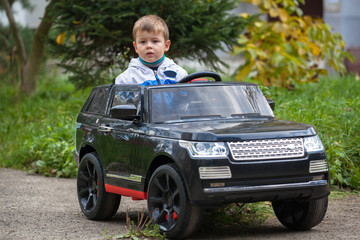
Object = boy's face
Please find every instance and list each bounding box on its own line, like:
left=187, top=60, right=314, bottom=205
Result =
left=133, top=30, right=170, bottom=63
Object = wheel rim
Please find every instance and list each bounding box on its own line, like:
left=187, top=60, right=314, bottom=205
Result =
left=148, top=171, right=180, bottom=231
left=77, top=160, right=100, bottom=213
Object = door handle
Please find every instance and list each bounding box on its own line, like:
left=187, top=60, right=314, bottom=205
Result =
left=98, top=125, right=113, bottom=132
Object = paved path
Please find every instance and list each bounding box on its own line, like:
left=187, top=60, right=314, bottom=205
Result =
left=1, top=168, right=359, bottom=239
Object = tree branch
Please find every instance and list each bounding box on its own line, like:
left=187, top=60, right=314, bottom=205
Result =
left=0, top=0, right=27, bottom=65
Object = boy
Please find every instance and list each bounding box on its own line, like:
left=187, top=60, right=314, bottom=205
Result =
left=115, top=15, right=188, bottom=85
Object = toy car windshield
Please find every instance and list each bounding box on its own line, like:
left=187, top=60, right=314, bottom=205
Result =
left=149, top=84, right=274, bottom=123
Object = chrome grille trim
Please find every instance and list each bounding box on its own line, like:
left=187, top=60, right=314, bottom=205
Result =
left=199, top=166, right=232, bottom=179
left=228, top=138, right=305, bottom=161
left=310, top=159, right=328, bottom=173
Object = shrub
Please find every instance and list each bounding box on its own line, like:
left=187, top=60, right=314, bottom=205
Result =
left=233, top=0, right=354, bottom=89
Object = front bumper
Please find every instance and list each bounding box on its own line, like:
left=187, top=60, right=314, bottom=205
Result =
left=190, top=178, right=330, bottom=207
left=181, top=151, right=330, bottom=207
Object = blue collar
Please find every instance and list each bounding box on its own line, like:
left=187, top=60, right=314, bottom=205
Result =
left=139, top=54, right=165, bottom=67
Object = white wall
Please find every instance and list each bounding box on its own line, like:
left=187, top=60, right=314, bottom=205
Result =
left=324, top=0, right=360, bottom=48
left=0, top=0, right=47, bottom=28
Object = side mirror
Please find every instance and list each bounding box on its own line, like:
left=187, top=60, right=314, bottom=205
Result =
left=267, top=99, right=275, bottom=111
left=110, top=104, right=139, bottom=120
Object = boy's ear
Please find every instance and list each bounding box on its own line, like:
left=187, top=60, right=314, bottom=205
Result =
left=133, top=41, right=138, bottom=53
left=165, top=40, right=171, bottom=52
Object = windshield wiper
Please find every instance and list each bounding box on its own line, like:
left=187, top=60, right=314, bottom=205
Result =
left=180, top=115, right=222, bottom=120
left=231, top=113, right=262, bottom=118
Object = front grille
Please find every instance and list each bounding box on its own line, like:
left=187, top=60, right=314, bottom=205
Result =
left=228, top=138, right=305, bottom=161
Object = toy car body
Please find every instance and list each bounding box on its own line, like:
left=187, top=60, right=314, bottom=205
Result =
left=74, top=72, right=330, bottom=239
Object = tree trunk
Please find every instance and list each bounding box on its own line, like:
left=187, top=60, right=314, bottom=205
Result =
left=21, top=0, right=56, bottom=95
left=0, top=0, right=27, bottom=86
left=1, top=0, right=56, bottom=95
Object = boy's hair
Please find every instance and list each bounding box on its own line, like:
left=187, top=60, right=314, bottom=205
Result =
left=132, top=15, right=169, bottom=41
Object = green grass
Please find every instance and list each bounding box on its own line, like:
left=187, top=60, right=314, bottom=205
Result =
left=0, top=73, right=90, bottom=177
left=203, top=202, right=274, bottom=229
left=271, top=75, right=360, bottom=189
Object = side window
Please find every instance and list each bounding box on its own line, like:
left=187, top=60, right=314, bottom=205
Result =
left=85, top=87, right=109, bottom=115
left=112, top=91, right=140, bottom=111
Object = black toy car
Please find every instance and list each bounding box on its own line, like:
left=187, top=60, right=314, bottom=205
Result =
left=74, top=71, right=330, bottom=239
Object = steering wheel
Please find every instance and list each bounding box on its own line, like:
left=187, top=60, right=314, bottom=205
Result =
left=178, top=71, right=222, bottom=83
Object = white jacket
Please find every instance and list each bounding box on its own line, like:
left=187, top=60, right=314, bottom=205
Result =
left=115, top=57, right=188, bottom=85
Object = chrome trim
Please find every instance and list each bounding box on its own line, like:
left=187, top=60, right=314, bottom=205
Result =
left=106, top=173, right=142, bottom=183
left=73, top=150, right=80, bottom=167
left=98, top=125, right=113, bottom=133
left=203, top=180, right=327, bottom=193
left=309, top=159, right=328, bottom=173
left=199, top=166, right=232, bottom=179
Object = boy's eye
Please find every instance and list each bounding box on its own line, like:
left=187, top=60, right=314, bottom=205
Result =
left=140, top=40, right=146, bottom=44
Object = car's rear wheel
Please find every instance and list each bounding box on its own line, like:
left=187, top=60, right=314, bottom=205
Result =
left=147, top=164, right=203, bottom=239
left=272, top=196, right=328, bottom=230
left=77, top=152, right=121, bottom=220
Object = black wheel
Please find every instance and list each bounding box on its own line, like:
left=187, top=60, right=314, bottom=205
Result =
left=77, top=152, right=121, bottom=220
left=178, top=71, right=221, bottom=83
left=147, top=164, right=203, bottom=239
left=272, top=196, right=328, bottom=230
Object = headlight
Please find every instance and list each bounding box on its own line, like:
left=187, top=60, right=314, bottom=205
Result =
left=303, top=135, right=325, bottom=152
left=179, top=140, right=228, bottom=158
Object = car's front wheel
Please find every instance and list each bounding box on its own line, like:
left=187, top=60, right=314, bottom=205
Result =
left=77, top=152, right=121, bottom=220
left=272, top=196, right=328, bottom=230
left=147, top=164, right=203, bottom=239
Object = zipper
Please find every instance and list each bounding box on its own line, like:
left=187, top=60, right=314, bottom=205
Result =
left=153, top=70, right=162, bottom=85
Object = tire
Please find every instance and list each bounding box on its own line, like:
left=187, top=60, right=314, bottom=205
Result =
left=77, top=152, right=121, bottom=220
left=272, top=196, right=328, bottom=230
left=147, top=164, right=203, bottom=239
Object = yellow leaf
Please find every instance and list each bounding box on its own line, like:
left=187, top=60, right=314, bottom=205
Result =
left=239, top=13, right=249, bottom=18
left=255, top=60, right=266, bottom=73
left=340, top=40, right=345, bottom=49
left=72, top=21, right=80, bottom=24
left=279, top=9, right=289, bottom=22
left=236, top=60, right=255, bottom=81
left=71, top=35, right=75, bottom=43
left=269, top=8, right=279, bottom=18
left=298, top=48, right=306, bottom=56
left=272, top=22, right=282, bottom=33
left=263, top=0, right=271, bottom=9
left=251, top=0, right=262, bottom=6
left=56, top=33, right=66, bottom=45
left=254, top=21, right=263, bottom=28
left=309, top=42, right=320, bottom=56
